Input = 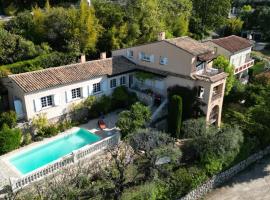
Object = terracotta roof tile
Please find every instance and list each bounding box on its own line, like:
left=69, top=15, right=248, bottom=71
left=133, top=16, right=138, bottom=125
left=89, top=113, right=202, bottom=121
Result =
left=166, top=36, right=212, bottom=55
left=9, top=56, right=136, bottom=93
left=211, top=35, right=252, bottom=53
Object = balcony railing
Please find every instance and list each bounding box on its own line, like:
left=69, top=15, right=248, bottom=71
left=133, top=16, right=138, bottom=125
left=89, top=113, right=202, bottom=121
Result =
left=234, top=59, right=254, bottom=74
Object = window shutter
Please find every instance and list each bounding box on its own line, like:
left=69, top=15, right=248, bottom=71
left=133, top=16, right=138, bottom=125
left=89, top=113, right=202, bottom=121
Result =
left=164, top=57, right=168, bottom=65
left=139, top=52, right=142, bottom=60
left=65, top=91, right=72, bottom=103
left=150, top=55, right=155, bottom=63
left=33, top=99, right=42, bottom=112
left=88, top=84, right=93, bottom=95
left=101, top=81, right=107, bottom=92
left=54, top=94, right=60, bottom=106
left=82, top=86, right=88, bottom=98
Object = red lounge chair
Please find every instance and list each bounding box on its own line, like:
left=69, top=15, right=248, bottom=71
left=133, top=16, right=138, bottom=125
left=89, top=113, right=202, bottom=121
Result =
left=98, top=119, right=106, bottom=130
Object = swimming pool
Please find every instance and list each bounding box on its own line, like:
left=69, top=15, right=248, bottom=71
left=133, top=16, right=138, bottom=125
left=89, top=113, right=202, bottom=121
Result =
left=9, top=128, right=100, bottom=175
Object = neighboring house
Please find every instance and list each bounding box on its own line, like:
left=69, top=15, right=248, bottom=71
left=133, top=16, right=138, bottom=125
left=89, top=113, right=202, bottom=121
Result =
left=205, top=35, right=254, bottom=83
left=4, top=33, right=227, bottom=126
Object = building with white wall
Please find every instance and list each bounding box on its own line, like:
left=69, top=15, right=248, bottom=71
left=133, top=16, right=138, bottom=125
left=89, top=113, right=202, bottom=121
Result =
left=4, top=34, right=228, bottom=126
left=205, top=35, right=254, bottom=83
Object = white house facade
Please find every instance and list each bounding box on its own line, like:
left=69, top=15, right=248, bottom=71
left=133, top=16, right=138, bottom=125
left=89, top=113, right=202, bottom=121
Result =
left=205, top=35, right=254, bottom=83
left=4, top=34, right=228, bottom=126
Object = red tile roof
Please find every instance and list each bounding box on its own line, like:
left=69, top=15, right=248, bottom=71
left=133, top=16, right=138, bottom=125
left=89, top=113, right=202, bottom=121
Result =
left=211, top=35, right=252, bottom=53
left=9, top=56, right=136, bottom=93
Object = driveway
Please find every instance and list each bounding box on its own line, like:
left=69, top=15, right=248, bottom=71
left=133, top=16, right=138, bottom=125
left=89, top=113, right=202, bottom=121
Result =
left=205, top=156, right=270, bottom=200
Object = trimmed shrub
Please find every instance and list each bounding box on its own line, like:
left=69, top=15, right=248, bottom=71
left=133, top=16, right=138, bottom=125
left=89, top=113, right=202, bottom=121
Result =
left=0, top=124, right=22, bottom=155
left=57, top=119, right=73, bottom=132
left=168, top=95, right=183, bottom=138
left=22, top=132, right=32, bottom=146
left=31, top=113, right=48, bottom=132
left=38, top=124, right=59, bottom=137
left=0, top=110, right=17, bottom=128
left=89, top=95, right=112, bottom=118
left=111, top=86, right=130, bottom=108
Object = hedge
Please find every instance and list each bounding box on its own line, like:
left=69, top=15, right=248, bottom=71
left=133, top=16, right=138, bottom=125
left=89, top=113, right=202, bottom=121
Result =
left=0, top=51, right=77, bottom=77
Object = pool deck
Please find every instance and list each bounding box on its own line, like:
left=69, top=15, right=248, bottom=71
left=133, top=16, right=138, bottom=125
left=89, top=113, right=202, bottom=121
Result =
left=0, top=110, right=120, bottom=188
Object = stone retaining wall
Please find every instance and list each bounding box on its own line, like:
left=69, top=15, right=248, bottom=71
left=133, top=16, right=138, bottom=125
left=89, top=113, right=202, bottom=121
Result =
left=180, top=145, right=270, bottom=200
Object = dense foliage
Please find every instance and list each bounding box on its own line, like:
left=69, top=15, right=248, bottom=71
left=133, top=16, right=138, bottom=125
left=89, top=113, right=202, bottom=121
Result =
left=213, top=55, right=235, bottom=95
left=0, top=28, right=50, bottom=65
left=168, top=85, right=204, bottom=120
left=0, top=124, right=22, bottom=154
left=0, top=110, right=17, bottom=128
left=116, top=102, right=151, bottom=138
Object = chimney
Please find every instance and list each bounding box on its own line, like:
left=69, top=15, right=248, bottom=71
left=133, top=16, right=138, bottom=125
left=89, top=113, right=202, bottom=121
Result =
left=80, top=54, right=86, bottom=63
left=100, top=52, right=106, bottom=59
left=158, top=32, right=166, bottom=41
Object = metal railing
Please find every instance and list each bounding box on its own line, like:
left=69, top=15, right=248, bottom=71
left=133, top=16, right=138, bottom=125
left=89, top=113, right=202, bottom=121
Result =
left=10, top=133, right=120, bottom=191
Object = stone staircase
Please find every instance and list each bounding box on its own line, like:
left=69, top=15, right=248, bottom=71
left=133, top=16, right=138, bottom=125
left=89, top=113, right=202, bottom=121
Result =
left=150, top=98, right=168, bottom=124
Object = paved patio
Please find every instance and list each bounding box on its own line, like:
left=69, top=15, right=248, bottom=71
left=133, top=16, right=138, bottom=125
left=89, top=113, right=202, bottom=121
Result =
left=205, top=156, right=270, bottom=200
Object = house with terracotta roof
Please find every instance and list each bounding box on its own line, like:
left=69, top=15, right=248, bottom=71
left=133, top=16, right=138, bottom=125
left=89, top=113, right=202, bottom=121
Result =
left=205, top=35, right=254, bottom=83
left=4, top=33, right=227, bottom=126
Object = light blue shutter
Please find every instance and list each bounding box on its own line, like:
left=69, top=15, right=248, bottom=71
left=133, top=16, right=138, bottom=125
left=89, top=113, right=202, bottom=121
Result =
left=54, top=94, right=60, bottom=106
left=150, top=55, right=155, bottom=63
left=33, top=99, right=42, bottom=112
left=65, top=91, right=72, bottom=103
left=139, top=52, right=142, bottom=60
left=82, top=86, right=88, bottom=98
left=102, top=81, right=107, bottom=92
left=88, top=84, right=93, bottom=95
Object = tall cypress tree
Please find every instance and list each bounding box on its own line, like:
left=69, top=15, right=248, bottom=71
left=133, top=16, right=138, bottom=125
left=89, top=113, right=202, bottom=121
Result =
left=168, top=94, right=183, bottom=138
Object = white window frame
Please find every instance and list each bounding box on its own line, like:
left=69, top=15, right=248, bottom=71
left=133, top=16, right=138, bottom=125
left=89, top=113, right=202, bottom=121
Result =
left=110, top=79, right=117, bottom=88
left=141, top=52, right=152, bottom=62
left=160, top=57, right=168, bottom=65
left=93, top=82, right=101, bottom=94
left=197, top=86, right=205, bottom=99
left=127, top=50, right=134, bottom=58
left=71, top=88, right=81, bottom=99
left=41, top=95, right=53, bottom=108
left=120, top=76, right=126, bottom=85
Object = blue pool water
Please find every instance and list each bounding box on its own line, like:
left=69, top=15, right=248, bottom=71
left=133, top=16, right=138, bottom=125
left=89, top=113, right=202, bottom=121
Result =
left=9, top=128, right=100, bottom=174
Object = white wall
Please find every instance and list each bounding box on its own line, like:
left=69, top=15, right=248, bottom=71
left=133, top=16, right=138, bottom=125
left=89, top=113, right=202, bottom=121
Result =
left=229, top=48, right=251, bottom=68
left=23, top=74, right=129, bottom=120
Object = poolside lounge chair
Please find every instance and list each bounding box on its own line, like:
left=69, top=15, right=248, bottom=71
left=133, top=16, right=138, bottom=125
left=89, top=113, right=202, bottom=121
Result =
left=98, top=119, right=106, bottom=130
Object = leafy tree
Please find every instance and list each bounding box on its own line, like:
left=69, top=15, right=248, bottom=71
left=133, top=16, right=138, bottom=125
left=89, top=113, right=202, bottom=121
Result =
left=0, top=111, right=17, bottom=128
left=125, top=0, right=165, bottom=45
left=112, top=86, right=132, bottom=108
left=99, top=142, right=135, bottom=200
left=213, top=55, right=235, bottom=95
left=128, top=128, right=182, bottom=180
left=191, top=124, right=243, bottom=175
left=116, top=102, right=151, bottom=138
left=190, top=0, right=231, bottom=38
left=181, top=117, right=207, bottom=139
left=223, top=18, right=244, bottom=36
left=158, top=0, right=192, bottom=37
left=93, top=0, right=129, bottom=52
left=0, top=124, right=22, bottom=155
left=0, top=28, right=48, bottom=64
left=168, top=95, right=183, bottom=138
